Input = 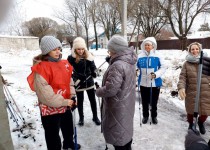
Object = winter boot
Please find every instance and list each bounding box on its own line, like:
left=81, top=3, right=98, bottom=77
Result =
left=188, top=123, right=194, bottom=129
left=152, top=117, right=158, bottom=124
left=92, top=116, right=101, bottom=125
left=63, top=143, right=81, bottom=150
left=78, top=118, right=84, bottom=126
left=142, top=117, right=148, bottom=124
left=198, top=121, right=206, bottom=134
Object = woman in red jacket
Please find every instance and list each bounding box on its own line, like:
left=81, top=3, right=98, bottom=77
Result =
left=27, top=36, right=81, bottom=150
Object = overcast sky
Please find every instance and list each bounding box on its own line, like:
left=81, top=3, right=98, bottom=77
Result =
left=18, top=0, right=65, bottom=22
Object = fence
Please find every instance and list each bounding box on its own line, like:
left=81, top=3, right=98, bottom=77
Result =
left=129, top=37, right=210, bottom=50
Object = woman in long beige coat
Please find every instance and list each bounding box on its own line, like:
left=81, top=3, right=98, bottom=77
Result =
left=177, top=42, right=210, bottom=135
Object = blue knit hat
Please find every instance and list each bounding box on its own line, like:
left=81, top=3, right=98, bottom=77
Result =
left=40, top=36, right=62, bottom=55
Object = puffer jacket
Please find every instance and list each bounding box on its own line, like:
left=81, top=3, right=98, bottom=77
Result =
left=137, top=37, right=167, bottom=87
left=96, top=48, right=137, bottom=146
left=178, top=60, right=210, bottom=115
left=67, top=51, right=96, bottom=91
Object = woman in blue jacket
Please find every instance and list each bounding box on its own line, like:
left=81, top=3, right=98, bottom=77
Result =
left=137, top=37, right=166, bottom=124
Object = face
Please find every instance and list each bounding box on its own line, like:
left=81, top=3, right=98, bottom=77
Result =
left=48, top=47, right=61, bottom=59
left=144, top=43, right=153, bottom=52
left=75, top=48, right=85, bottom=56
left=190, top=45, right=200, bottom=57
left=107, top=50, right=115, bottom=56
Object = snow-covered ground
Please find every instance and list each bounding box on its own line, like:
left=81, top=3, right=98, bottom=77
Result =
left=1, top=47, right=210, bottom=150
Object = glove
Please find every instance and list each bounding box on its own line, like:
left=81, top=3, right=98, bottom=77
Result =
left=70, top=96, right=77, bottom=111
left=91, top=72, right=97, bottom=78
left=105, top=56, right=111, bottom=63
left=178, top=88, right=186, bottom=100
left=150, top=72, right=156, bottom=79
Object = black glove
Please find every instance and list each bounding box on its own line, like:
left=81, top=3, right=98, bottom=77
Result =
left=71, top=96, right=77, bottom=111
left=105, top=56, right=111, bottom=63
left=91, top=72, right=97, bottom=78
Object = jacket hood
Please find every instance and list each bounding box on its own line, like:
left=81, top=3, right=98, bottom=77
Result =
left=33, top=54, right=42, bottom=65
left=110, top=47, right=137, bottom=65
left=141, top=37, right=157, bottom=51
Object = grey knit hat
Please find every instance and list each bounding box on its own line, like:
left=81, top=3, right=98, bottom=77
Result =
left=107, top=35, right=128, bottom=53
left=40, top=36, right=62, bottom=55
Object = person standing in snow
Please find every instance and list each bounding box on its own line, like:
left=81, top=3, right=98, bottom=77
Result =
left=137, top=37, right=166, bottom=124
left=27, top=36, right=81, bottom=150
left=67, top=37, right=101, bottom=126
left=96, top=35, right=137, bottom=150
left=177, top=42, right=210, bottom=134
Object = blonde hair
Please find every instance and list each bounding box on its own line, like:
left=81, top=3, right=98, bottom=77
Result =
left=187, top=42, right=202, bottom=53
left=74, top=49, right=88, bottom=63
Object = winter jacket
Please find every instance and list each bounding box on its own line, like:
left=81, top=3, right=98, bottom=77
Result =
left=27, top=57, right=76, bottom=116
left=67, top=50, right=96, bottom=92
left=137, top=37, right=167, bottom=87
left=177, top=54, right=210, bottom=115
left=96, top=47, right=137, bottom=146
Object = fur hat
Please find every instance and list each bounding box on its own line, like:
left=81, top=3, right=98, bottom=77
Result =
left=72, top=37, right=87, bottom=51
left=141, top=37, right=157, bottom=50
left=107, top=35, right=128, bottom=53
left=40, top=36, right=62, bottom=55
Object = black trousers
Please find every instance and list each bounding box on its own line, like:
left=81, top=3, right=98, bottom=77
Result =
left=113, top=139, right=132, bottom=150
left=41, top=109, right=74, bottom=150
left=76, top=88, right=98, bottom=119
left=140, top=86, right=160, bottom=118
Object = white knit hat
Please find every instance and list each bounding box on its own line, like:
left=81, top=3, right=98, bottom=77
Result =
left=40, top=36, right=62, bottom=55
left=107, top=35, right=128, bottom=53
left=72, top=37, right=87, bottom=51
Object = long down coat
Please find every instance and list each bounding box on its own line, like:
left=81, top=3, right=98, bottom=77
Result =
left=178, top=61, right=210, bottom=115
left=96, top=48, right=137, bottom=146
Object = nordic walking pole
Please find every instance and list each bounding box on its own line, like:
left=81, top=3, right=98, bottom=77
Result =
left=94, top=82, right=108, bottom=150
left=149, top=79, right=152, bottom=125
left=75, top=60, right=107, bottom=90
left=138, top=86, right=142, bottom=127
left=193, top=51, right=203, bottom=133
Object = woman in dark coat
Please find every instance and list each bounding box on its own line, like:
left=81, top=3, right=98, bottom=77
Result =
left=96, top=35, right=137, bottom=150
left=67, top=37, right=100, bottom=126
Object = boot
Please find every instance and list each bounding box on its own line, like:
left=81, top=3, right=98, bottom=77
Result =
left=188, top=123, right=194, bottom=129
left=78, top=118, right=84, bottom=126
left=198, top=121, right=206, bottom=134
left=152, top=117, right=158, bottom=124
left=92, top=116, right=101, bottom=125
left=63, top=143, right=81, bottom=150
left=142, top=117, right=148, bottom=124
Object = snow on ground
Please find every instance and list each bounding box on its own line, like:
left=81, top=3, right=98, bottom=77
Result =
left=1, top=47, right=210, bottom=150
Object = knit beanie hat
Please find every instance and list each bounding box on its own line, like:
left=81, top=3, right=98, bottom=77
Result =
left=40, top=36, right=62, bottom=55
left=107, top=35, right=128, bottom=53
left=72, top=37, right=87, bottom=51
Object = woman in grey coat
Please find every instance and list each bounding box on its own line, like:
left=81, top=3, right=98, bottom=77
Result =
left=96, top=35, right=137, bottom=150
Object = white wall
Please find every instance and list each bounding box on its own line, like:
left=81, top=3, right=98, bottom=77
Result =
left=0, top=35, right=39, bottom=52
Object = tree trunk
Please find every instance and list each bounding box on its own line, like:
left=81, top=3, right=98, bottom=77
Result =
left=180, top=36, right=188, bottom=51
